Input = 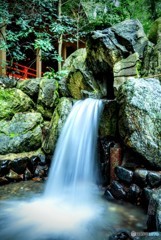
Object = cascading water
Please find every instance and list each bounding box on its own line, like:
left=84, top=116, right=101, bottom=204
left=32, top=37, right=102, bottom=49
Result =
left=0, top=98, right=106, bottom=240
left=0, top=98, right=146, bottom=240
left=44, top=98, right=103, bottom=202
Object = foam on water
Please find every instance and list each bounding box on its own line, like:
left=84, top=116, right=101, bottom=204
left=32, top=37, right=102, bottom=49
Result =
left=0, top=98, right=105, bottom=240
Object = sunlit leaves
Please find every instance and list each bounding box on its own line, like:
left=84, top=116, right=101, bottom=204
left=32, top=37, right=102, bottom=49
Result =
left=34, top=39, right=54, bottom=51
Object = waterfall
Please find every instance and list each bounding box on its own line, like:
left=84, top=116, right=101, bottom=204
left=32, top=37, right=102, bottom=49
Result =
left=44, top=98, right=103, bottom=202
left=0, top=98, right=146, bottom=240
left=0, top=98, right=104, bottom=240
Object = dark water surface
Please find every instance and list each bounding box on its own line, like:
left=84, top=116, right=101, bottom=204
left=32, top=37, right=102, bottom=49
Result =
left=0, top=181, right=147, bottom=240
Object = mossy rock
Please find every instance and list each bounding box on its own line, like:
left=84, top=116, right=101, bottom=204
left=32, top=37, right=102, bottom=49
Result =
left=99, top=100, right=118, bottom=137
left=17, top=78, right=41, bottom=100
left=61, top=48, right=103, bottom=99
left=42, top=97, right=73, bottom=154
left=0, top=112, right=43, bottom=154
left=148, top=17, right=161, bottom=44
left=37, top=78, right=59, bottom=119
left=0, top=88, right=34, bottom=120
left=63, top=48, right=87, bottom=71
left=117, top=78, right=161, bottom=169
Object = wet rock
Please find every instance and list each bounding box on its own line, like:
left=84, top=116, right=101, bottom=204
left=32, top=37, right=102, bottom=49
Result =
left=110, top=180, right=126, bottom=200
left=133, top=169, right=148, bottom=187
left=115, top=166, right=133, bottom=183
left=38, top=154, right=46, bottom=166
left=127, top=184, right=142, bottom=204
left=27, top=152, right=46, bottom=173
left=143, top=188, right=155, bottom=203
left=0, top=160, right=10, bottom=176
left=99, top=100, right=118, bottom=138
left=147, top=192, right=161, bottom=231
left=0, top=177, right=9, bottom=185
left=109, top=230, right=133, bottom=240
left=42, top=97, right=73, bottom=154
left=121, top=148, right=146, bottom=170
left=34, top=165, right=48, bottom=178
left=99, top=137, right=115, bottom=185
left=117, top=78, right=161, bottom=169
left=156, top=208, right=161, bottom=232
left=9, top=157, right=28, bottom=174
left=147, top=172, right=161, bottom=187
left=24, top=168, right=33, bottom=180
left=110, top=144, right=122, bottom=181
left=133, top=234, right=160, bottom=240
left=6, top=169, right=23, bottom=181
left=104, top=189, right=115, bottom=201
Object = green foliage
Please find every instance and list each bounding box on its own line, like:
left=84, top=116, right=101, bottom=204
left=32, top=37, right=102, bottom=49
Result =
left=0, top=0, right=160, bottom=69
left=43, top=67, right=68, bottom=81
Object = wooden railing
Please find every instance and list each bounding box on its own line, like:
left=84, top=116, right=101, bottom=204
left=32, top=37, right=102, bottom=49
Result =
left=6, top=62, right=36, bottom=80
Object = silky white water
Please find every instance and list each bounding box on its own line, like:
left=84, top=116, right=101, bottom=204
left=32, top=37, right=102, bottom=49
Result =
left=0, top=98, right=147, bottom=239
left=0, top=98, right=107, bottom=240
left=44, top=98, right=103, bottom=202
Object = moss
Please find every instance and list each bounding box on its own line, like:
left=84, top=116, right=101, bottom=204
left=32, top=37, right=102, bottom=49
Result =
left=0, top=88, right=34, bottom=120
left=9, top=132, right=19, bottom=138
left=148, top=17, right=161, bottom=44
left=67, top=71, right=88, bottom=99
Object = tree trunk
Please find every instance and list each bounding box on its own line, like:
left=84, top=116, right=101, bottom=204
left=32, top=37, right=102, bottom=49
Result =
left=0, top=23, right=6, bottom=76
left=58, top=0, right=62, bottom=71
left=36, top=48, right=42, bottom=78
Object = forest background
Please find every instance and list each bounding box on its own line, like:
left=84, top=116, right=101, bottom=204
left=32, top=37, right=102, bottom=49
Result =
left=0, top=0, right=161, bottom=72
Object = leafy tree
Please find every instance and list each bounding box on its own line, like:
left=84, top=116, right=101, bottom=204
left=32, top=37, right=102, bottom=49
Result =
left=0, top=0, right=160, bottom=73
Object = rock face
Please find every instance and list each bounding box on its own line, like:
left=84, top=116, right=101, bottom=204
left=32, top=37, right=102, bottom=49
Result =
left=86, top=19, right=148, bottom=97
left=142, top=17, right=161, bottom=82
left=87, top=19, right=147, bottom=72
left=99, top=100, right=118, bottom=137
left=0, top=112, right=43, bottom=154
left=42, top=97, right=73, bottom=154
left=113, top=53, right=140, bottom=93
left=62, top=19, right=148, bottom=101
left=37, top=78, right=59, bottom=119
left=17, top=78, right=41, bottom=100
left=0, top=88, right=34, bottom=120
left=61, top=48, right=102, bottom=99
left=117, top=78, right=161, bottom=168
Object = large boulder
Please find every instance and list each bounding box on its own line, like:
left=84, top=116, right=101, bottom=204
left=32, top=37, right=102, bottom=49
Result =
left=99, top=100, right=118, bottom=137
left=142, top=17, right=161, bottom=82
left=117, top=78, right=161, bottom=168
left=0, top=77, right=17, bottom=88
left=42, top=97, right=73, bottom=154
left=113, top=53, right=140, bottom=93
left=86, top=19, right=148, bottom=98
left=17, top=78, right=41, bottom=100
left=37, top=78, right=59, bottom=119
left=61, top=48, right=103, bottom=99
left=148, top=17, right=161, bottom=44
left=87, top=19, right=148, bottom=73
left=0, top=112, right=43, bottom=154
left=0, top=88, right=34, bottom=120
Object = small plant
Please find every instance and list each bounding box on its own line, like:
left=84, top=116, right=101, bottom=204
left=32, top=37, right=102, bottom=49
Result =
left=43, top=67, right=68, bottom=81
